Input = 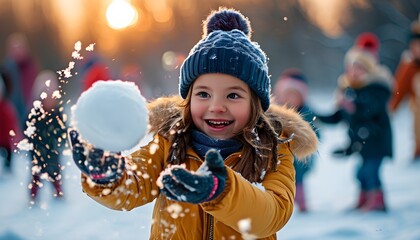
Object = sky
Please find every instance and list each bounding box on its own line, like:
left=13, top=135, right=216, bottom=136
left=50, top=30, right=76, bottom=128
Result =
left=1, top=89, right=420, bottom=240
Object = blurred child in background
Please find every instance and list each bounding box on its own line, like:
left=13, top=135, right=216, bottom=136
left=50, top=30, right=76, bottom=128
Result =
left=389, top=17, right=420, bottom=161
left=273, top=68, right=318, bottom=212
left=0, top=66, right=21, bottom=175
left=316, top=32, right=393, bottom=212
left=27, top=70, right=67, bottom=204
left=4, top=33, right=40, bottom=130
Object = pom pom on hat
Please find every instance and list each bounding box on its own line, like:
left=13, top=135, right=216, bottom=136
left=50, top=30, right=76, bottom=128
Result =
left=179, top=8, right=271, bottom=111
left=204, top=8, right=251, bottom=38
left=355, top=32, right=380, bottom=58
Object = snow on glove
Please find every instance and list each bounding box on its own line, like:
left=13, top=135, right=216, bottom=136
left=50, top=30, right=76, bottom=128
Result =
left=68, top=129, right=125, bottom=184
left=157, top=149, right=227, bottom=204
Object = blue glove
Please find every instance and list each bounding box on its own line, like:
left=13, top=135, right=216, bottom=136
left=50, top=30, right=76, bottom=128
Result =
left=159, top=149, right=227, bottom=204
left=68, top=129, right=125, bottom=184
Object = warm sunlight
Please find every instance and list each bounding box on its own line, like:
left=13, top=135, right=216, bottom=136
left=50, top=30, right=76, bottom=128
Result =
left=298, top=0, right=369, bottom=37
left=106, top=0, right=138, bottom=30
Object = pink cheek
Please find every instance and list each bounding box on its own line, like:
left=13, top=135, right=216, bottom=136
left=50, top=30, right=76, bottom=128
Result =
left=237, top=112, right=251, bottom=126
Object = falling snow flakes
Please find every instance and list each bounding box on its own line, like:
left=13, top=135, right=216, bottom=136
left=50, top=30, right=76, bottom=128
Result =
left=33, top=100, right=43, bottom=110
left=40, top=92, right=48, bottom=100
left=166, top=203, right=183, bottom=219
left=72, top=41, right=83, bottom=60
left=102, top=188, right=112, bottom=196
left=62, top=148, right=72, bottom=156
left=238, top=218, right=257, bottom=240
left=9, top=130, right=15, bottom=137
left=86, top=43, right=95, bottom=51
left=52, top=90, right=62, bottom=99
left=149, top=143, right=159, bottom=155
left=158, top=219, right=177, bottom=238
left=125, top=179, right=133, bottom=186
left=238, top=218, right=251, bottom=232
left=148, top=136, right=160, bottom=155
left=24, top=123, right=36, bottom=138
left=57, top=61, right=75, bottom=79
left=31, top=165, right=42, bottom=175
left=156, top=164, right=187, bottom=188
left=63, top=41, right=96, bottom=79
left=16, top=138, right=33, bottom=151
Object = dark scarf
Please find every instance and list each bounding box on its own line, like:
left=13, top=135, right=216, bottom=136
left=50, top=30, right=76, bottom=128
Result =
left=190, top=129, right=242, bottom=160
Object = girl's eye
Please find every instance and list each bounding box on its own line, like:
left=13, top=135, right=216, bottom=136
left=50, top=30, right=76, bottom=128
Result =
left=227, top=93, right=240, bottom=99
left=196, top=91, right=210, bottom=98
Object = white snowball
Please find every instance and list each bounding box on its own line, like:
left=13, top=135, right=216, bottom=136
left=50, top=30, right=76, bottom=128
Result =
left=72, top=80, right=149, bottom=152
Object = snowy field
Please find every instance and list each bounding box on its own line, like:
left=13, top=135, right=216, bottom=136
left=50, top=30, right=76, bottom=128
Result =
left=1, top=89, right=419, bottom=240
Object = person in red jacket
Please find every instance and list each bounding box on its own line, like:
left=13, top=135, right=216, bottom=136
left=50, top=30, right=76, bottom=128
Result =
left=389, top=18, right=420, bottom=160
left=0, top=66, right=21, bottom=174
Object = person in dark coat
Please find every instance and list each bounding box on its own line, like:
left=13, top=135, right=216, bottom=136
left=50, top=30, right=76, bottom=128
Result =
left=273, top=68, right=319, bottom=212
left=317, top=32, right=393, bottom=212
left=27, top=70, right=67, bottom=204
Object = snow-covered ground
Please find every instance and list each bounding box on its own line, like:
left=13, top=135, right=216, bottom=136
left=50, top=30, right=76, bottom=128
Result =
left=1, top=90, right=419, bottom=240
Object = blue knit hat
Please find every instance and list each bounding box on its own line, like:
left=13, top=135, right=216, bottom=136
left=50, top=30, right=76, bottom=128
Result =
left=179, top=8, right=271, bottom=111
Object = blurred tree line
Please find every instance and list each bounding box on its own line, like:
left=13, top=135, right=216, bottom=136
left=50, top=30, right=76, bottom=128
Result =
left=0, top=0, right=419, bottom=99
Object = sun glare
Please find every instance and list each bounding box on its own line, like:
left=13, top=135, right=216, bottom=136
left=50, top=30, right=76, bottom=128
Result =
left=106, top=0, right=138, bottom=30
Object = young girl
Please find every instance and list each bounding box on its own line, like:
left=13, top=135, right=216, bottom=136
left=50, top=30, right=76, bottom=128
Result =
left=316, top=32, right=393, bottom=212
left=273, top=68, right=318, bottom=212
left=69, top=8, right=318, bottom=239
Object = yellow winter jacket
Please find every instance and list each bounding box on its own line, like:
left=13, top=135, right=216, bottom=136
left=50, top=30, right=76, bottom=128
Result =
left=80, top=96, right=318, bottom=240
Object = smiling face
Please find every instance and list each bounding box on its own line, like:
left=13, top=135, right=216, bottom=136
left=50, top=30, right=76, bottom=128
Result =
left=190, top=73, right=252, bottom=140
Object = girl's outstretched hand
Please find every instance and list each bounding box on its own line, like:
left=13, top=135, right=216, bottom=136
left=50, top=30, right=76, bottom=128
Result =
left=68, top=129, right=125, bottom=185
left=157, top=149, right=227, bottom=204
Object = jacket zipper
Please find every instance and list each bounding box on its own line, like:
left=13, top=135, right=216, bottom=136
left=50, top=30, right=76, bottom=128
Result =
left=206, top=213, right=214, bottom=240
left=187, top=153, right=239, bottom=240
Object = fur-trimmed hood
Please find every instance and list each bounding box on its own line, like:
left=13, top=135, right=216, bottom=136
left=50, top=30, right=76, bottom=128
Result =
left=338, top=64, right=394, bottom=90
left=147, top=95, right=318, bottom=159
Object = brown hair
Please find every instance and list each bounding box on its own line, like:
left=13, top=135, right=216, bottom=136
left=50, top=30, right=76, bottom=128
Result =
left=158, top=88, right=284, bottom=183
